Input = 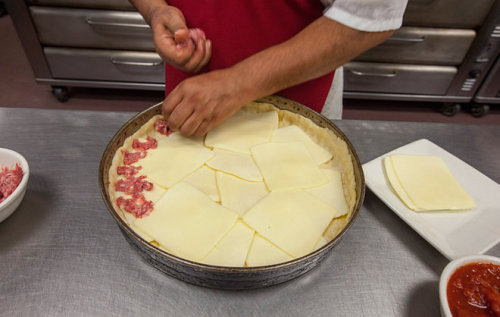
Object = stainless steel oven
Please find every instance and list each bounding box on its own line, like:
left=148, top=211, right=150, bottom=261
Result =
left=344, top=0, right=500, bottom=116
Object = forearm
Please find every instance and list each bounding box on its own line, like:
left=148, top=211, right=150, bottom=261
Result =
left=128, top=0, right=169, bottom=24
left=231, top=17, right=394, bottom=102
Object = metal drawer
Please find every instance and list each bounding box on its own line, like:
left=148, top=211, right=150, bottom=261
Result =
left=343, top=62, right=457, bottom=95
left=403, top=0, right=495, bottom=28
left=27, top=0, right=134, bottom=10
left=45, top=47, right=164, bottom=83
left=30, top=6, right=154, bottom=50
left=355, top=27, right=475, bottom=66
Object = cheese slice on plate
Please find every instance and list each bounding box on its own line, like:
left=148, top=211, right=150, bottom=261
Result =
left=243, top=191, right=337, bottom=258
left=135, top=132, right=214, bottom=188
left=385, top=154, right=476, bottom=211
left=207, top=149, right=262, bottom=181
left=216, top=172, right=269, bottom=216
left=204, top=110, right=278, bottom=154
left=272, top=125, right=332, bottom=165
left=134, top=182, right=238, bottom=262
left=200, top=220, right=255, bottom=267
left=383, top=156, right=419, bottom=210
left=306, top=167, right=349, bottom=216
left=181, top=165, right=219, bottom=202
left=246, top=234, right=293, bottom=267
left=251, top=141, right=328, bottom=191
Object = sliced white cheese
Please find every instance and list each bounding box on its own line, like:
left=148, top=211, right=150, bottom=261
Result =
left=134, top=183, right=238, bottom=262
left=251, top=141, right=328, bottom=191
left=246, top=234, right=293, bottom=267
left=204, top=110, right=278, bottom=154
left=306, top=167, right=349, bottom=216
left=122, top=209, right=137, bottom=226
left=243, top=191, right=338, bottom=258
left=388, top=154, right=476, bottom=211
left=383, top=156, right=419, bottom=210
left=130, top=223, right=155, bottom=242
left=216, top=172, right=269, bottom=216
left=313, top=236, right=329, bottom=251
left=135, top=132, right=214, bottom=188
left=272, top=125, right=332, bottom=164
left=207, top=149, right=262, bottom=181
left=181, top=165, right=219, bottom=202
left=200, top=220, right=255, bottom=267
left=143, top=178, right=168, bottom=203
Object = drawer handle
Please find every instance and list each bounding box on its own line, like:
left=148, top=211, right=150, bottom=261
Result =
left=111, top=58, right=163, bottom=67
left=387, top=36, right=426, bottom=44
left=349, top=69, right=397, bottom=78
left=86, top=17, right=150, bottom=29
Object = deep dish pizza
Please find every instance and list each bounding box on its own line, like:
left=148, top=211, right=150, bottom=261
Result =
left=108, top=101, right=357, bottom=267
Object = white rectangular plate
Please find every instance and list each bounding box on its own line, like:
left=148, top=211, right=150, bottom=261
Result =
left=362, top=138, right=500, bottom=260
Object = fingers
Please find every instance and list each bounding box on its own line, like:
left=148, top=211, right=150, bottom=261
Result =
left=163, top=93, right=211, bottom=137
left=183, top=37, right=211, bottom=72
left=174, top=28, right=190, bottom=47
left=179, top=113, right=206, bottom=136
left=163, top=90, right=195, bottom=132
left=162, top=89, right=182, bottom=119
left=168, top=106, right=194, bottom=132
left=193, top=120, right=213, bottom=137
left=194, top=40, right=212, bottom=72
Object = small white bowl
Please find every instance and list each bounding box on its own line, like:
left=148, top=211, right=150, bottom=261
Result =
left=439, top=254, right=500, bottom=317
left=0, top=148, right=29, bottom=223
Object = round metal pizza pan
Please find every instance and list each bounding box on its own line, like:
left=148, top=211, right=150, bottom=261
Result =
left=99, top=95, right=365, bottom=290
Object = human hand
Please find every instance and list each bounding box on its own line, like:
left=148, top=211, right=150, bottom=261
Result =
left=162, top=69, right=248, bottom=137
left=149, top=6, right=211, bottom=72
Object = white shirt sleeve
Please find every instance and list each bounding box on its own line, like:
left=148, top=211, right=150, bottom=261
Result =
left=322, top=0, right=408, bottom=32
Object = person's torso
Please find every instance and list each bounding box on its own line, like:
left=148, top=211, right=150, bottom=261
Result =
left=165, top=0, right=335, bottom=112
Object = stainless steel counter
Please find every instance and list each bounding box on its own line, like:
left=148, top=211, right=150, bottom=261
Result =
left=0, top=107, right=498, bottom=317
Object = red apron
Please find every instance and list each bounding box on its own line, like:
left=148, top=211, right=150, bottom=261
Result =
left=164, top=0, right=334, bottom=113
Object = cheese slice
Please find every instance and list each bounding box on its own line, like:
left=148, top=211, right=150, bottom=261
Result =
left=134, top=183, right=238, bottom=262
left=130, top=223, right=155, bottom=242
left=204, top=110, right=278, bottom=154
left=181, top=165, right=219, bottom=202
left=306, top=167, right=349, bottom=216
left=251, top=141, right=328, bottom=191
left=243, top=191, right=338, bottom=258
left=216, top=172, right=269, bottom=216
left=387, top=154, right=476, bottom=211
left=383, top=156, right=419, bottom=210
left=314, top=236, right=329, bottom=251
left=246, top=234, right=293, bottom=267
left=207, top=149, right=262, bottom=181
left=143, top=178, right=168, bottom=202
left=135, top=132, right=214, bottom=188
left=272, top=125, right=332, bottom=164
left=200, top=220, right=255, bottom=267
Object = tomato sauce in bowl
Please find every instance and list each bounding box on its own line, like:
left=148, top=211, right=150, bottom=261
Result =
left=447, top=262, right=500, bottom=317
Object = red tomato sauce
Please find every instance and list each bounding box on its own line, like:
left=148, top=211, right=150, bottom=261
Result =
left=447, top=262, right=500, bottom=317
